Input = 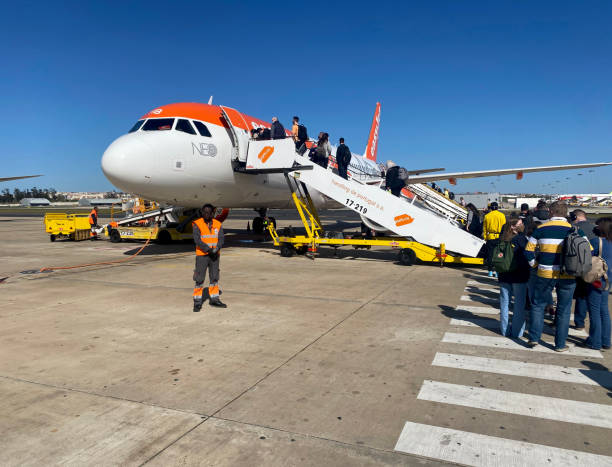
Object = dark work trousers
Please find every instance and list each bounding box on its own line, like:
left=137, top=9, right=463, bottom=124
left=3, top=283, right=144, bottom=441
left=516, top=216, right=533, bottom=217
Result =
left=485, top=239, right=500, bottom=272
left=193, top=255, right=220, bottom=304
left=573, top=278, right=589, bottom=328
left=338, top=164, right=348, bottom=180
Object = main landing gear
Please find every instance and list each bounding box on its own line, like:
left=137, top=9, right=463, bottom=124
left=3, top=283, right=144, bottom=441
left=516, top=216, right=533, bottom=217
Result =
left=251, top=208, right=276, bottom=235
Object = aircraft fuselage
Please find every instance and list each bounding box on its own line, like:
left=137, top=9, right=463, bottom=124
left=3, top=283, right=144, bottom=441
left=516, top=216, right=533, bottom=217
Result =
left=101, top=103, right=380, bottom=209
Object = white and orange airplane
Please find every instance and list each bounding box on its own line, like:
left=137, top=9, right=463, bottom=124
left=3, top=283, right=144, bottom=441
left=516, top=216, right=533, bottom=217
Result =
left=101, top=101, right=611, bottom=229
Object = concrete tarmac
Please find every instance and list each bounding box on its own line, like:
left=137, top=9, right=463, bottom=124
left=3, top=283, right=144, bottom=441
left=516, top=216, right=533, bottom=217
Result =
left=1, top=214, right=611, bottom=466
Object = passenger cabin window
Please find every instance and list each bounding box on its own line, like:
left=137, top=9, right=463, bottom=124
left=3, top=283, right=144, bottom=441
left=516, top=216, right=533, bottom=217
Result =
left=128, top=120, right=145, bottom=133
left=142, top=118, right=175, bottom=131
left=175, top=119, right=196, bottom=135
left=193, top=121, right=212, bottom=137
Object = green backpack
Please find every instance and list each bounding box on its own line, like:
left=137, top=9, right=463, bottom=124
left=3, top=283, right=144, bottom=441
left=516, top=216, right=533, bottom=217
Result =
left=492, top=240, right=516, bottom=274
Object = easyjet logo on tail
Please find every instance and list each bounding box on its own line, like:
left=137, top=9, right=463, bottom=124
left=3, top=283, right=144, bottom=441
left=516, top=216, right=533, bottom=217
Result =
left=257, top=146, right=274, bottom=163
left=394, top=214, right=414, bottom=227
left=365, top=102, right=381, bottom=162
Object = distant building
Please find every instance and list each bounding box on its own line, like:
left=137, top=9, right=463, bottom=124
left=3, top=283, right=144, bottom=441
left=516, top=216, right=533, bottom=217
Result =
left=58, top=191, right=123, bottom=201
left=514, top=197, right=542, bottom=209
left=456, top=193, right=500, bottom=210
left=78, top=198, right=121, bottom=207
left=20, top=198, right=51, bottom=207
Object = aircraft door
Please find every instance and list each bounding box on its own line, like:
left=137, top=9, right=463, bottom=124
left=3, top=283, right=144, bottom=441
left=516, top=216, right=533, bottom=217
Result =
left=245, top=138, right=296, bottom=170
left=220, top=106, right=250, bottom=163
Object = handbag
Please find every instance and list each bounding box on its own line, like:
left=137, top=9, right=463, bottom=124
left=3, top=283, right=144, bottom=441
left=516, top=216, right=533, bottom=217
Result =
left=584, top=237, right=609, bottom=290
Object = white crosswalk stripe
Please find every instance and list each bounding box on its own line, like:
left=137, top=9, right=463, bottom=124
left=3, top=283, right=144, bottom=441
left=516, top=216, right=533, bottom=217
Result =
left=465, top=284, right=498, bottom=291
left=466, top=280, right=497, bottom=288
left=453, top=305, right=574, bottom=321
left=394, top=422, right=612, bottom=466
left=461, top=295, right=498, bottom=304
left=394, top=279, right=609, bottom=466
left=442, top=331, right=602, bottom=358
left=432, top=352, right=612, bottom=386
left=454, top=305, right=499, bottom=314
left=418, top=380, right=612, bottom=429
left=465, top=281, right=558, bottom=298
left=449, top=317, right=588, bottom=337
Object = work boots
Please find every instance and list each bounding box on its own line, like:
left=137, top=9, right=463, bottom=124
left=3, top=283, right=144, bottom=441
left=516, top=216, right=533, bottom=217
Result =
left=209, top=297, right=227, bottom=308
left=193, top=301, right=202, bottom=313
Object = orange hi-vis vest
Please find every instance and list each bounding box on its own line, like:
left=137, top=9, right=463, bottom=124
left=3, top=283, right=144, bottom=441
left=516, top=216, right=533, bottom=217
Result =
left=193, top=218, right=221, bottom=256
left=88, top=209, right=97, bottom=225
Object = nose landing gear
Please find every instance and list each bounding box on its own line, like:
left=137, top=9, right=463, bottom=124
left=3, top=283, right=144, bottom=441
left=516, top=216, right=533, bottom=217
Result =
left=252, top=208, right=276, bottom=235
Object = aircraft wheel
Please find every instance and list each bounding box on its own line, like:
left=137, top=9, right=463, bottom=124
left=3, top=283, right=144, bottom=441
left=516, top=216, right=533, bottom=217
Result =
left=49, top=234, right=56, bottom=242
left=157, top=230, right=172, bottom=244
left=280, top=244, right=295, bottom=257
left=110, top=229, right=122, bottom=243
left=398, top=248, right=416, bottom=266
left=252, top=217, right=264, bottom=234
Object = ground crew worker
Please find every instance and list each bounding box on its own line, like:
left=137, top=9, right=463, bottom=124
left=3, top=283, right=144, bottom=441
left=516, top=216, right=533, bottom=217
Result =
left=88, top=206, right=99, bottom=239
left=482, top=201, right=506, bottom=277
left=192, top=204, right=227, bottom=311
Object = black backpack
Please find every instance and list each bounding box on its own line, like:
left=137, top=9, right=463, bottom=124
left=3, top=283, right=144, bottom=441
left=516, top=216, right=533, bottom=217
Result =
left=297, top=124, right=308, bottom=141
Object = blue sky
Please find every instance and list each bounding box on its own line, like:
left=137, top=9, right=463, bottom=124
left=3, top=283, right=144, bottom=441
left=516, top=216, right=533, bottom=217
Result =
left=1, top=1, right=611, bottom=194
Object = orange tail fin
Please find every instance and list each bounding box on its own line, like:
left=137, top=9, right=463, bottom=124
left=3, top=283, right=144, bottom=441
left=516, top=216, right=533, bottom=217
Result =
left=364, top=102, right=381, bottom=162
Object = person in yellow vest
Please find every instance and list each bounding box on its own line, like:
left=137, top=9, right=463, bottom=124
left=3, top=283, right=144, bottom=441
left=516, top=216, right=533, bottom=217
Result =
left=482, top=201, right=506, bottom=277
left=88, top=206, right=99, bottom=239
left=192, top=204, right=227, bottom=311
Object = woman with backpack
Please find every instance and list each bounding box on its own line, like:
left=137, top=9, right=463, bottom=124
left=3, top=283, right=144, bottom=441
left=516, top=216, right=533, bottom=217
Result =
left=496, top=218, right=531, bottom=337
left=582, top=217, right=611, bottom=350
left=313, top=132, right=331, bottom=168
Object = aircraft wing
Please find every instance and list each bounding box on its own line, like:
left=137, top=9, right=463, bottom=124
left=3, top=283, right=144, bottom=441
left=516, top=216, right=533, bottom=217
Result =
left=0, top=175, right=42, bottom=182
left=406, top=162, right=612, bottom=184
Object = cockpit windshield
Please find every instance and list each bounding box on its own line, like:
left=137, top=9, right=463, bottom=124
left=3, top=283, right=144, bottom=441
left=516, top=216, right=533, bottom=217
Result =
left=176, top=119, right=196, bottom=135
left=128, top=120, right=145, bottom=133
left=193, top=121, right=212, bottom=137
left=142, top=118, right=175, bottom=131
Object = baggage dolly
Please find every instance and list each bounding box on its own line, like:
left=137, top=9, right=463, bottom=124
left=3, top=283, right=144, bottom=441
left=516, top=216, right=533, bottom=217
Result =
left=44, top=213, right=91, bottom=242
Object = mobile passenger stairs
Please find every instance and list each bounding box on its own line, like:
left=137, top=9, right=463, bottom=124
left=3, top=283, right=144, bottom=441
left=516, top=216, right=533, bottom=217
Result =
left=406, top=183, right=468, bottom=225
left=235, top=137, right=485, bottom=266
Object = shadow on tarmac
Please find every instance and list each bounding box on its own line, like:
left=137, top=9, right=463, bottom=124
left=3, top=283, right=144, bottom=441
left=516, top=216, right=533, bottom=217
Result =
left=580, top=361, right=612, bottom=391
left=438, top=304, right=588, bottom=344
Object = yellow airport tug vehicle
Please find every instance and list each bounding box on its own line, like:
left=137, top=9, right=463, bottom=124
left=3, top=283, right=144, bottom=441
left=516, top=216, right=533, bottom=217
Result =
left=268, top=180, right=484, bottom=267
left=44, top=213, right=91, bottom=242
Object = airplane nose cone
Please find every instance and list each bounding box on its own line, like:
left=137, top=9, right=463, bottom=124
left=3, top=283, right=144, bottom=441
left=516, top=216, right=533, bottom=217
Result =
left=101, top=135, right=156, bottom=192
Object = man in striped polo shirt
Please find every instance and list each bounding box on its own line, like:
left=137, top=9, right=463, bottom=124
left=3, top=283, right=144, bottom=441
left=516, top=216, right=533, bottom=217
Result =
left=524, top=201, right=588, bottom=351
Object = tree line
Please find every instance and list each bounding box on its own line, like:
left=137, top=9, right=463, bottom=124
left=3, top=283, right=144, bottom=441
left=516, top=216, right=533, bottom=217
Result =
left=0, top=188, right=121, bottom=203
